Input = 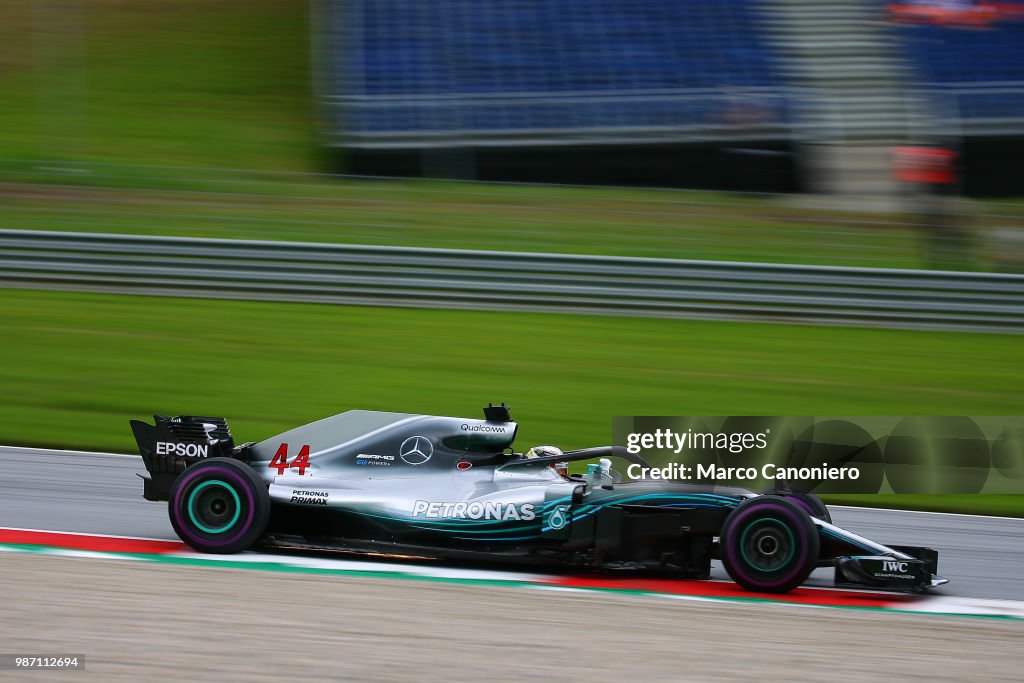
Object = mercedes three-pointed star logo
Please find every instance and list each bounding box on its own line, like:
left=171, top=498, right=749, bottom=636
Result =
left=399, top=435, right=433, bottom=465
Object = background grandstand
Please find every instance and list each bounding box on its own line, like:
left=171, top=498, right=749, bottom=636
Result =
left=323, top=0, right=1024, bottom=193
left=901, top=13, right=1024, bottom=121
left=329, top=0, right=790, bottom=146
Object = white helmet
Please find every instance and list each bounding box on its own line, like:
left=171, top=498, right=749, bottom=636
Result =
left=525, top=445, right=563, bottom=459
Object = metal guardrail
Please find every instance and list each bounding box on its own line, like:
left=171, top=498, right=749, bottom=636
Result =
left=1, top=229, right=1022, bottom=332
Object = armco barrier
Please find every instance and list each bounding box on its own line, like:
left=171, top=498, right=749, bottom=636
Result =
left=0, top=230, right=1021, bottom=332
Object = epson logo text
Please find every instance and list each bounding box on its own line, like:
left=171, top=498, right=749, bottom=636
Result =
left=155, top=442, right=208, bottom=458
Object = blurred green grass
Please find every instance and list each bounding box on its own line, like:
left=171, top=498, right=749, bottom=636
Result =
left=1, top=289, right=1021, bottom=515
left=0, top=0, right=313, bottom=170
left=0, top=178, right=937, bottom=267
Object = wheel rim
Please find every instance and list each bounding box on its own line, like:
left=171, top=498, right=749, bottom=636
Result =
left=739, top=517, right=795, bottom=572
left=187, top=480, right=242, bottom=534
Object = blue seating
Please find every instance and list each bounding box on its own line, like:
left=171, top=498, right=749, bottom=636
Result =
left=898, top=17, right=1024, bottom=123
left=337, top=0, right=788, bottom=138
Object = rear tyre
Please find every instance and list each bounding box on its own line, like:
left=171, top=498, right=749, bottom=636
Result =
left=168, top=457, right=270, bottom=554
left=719, top=496, right=819, bottom=593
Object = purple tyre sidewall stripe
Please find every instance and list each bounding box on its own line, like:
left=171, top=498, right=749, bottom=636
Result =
left=788, top=496, right=817, bottom=517
left=171, top=465, right=256, bottom=547
left=723, top=502, right=813, bottom=590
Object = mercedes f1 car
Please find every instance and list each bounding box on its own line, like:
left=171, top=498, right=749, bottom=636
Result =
left=130, top=405, right=948, bottom=593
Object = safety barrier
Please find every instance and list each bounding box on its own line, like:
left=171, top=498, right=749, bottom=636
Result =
left=1, top=230, right=1021, bottom=332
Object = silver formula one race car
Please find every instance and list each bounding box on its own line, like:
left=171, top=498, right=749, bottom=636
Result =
left=130, top=404, right=948, bottom=594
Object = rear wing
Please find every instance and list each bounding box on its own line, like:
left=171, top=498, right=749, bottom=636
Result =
left=130, top=415, right=246, bottom=501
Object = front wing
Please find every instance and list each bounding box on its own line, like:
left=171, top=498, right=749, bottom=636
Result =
left=816, top=519, right=947, bottom=592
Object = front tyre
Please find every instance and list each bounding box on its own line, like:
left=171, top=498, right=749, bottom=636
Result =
left=168, top=457, right=270, bottom=554
left=782, top=492, right=831, bottom=523
left=719, top=496, right=819, bottom=593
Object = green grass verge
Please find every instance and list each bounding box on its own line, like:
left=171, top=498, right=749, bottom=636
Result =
left=1, top=288, right=1020, bottom=515
left=0, top=0, right=313, bottom=170
left=0, top=178, right=943, bottom=267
